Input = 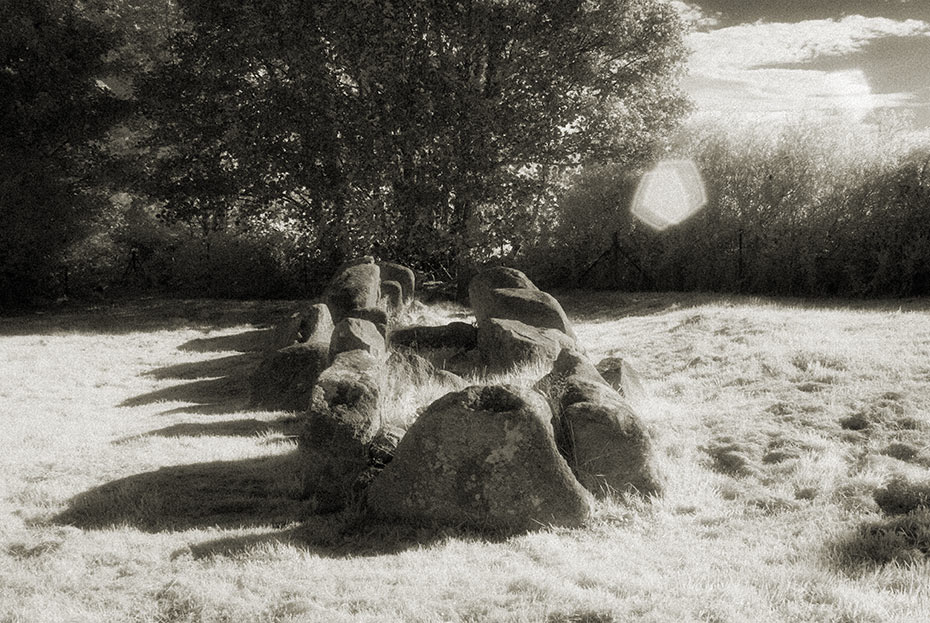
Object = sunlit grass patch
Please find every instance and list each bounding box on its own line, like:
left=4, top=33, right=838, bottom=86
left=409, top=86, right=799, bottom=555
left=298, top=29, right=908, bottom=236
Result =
left=3, top=294, right=930, bottom=621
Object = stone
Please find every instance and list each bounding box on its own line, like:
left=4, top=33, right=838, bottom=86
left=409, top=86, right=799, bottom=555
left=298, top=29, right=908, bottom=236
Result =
left=378, top=261, right=416, bottom=303
left=380, top=280, right=404, bottom=313
left=338, top=255, right=375, bottom=270
left=560, top=398, right=664, bottom=497
left=330, top=318, right=385, bottom=360
left=468, top=267, right=538, bottom=322
left=441, top=348, right=483, bottom=377
left=537, top=349, right=664, bottom=498
left=387, top=348, right=438, bottom=384
left=267, top=304, right=334, bottom=350
left=389, top=322, right=478, bottom=351
left=299, top=350, right=383, bottom=513
left=536, top=349, right=613, bottom=413
left=434, top=370, right=465, bottom=387
left=298, top=303, right=334, bottom=344
left=326, top=263, right=381, bottom=323
left=469, top=266, right=538, bottom=295
left=551, top=348, right=603, bottom=379
left=348, top=307, right=388, bottom=337
left=366, top=385, right=593, bottom=532
left=596, top=356, right=646, bottom=402
left=474, top=287, right=575, bottom=338
left=477, top=318, right=575, bottom=372
left=249, top=341, right=329, bottom=412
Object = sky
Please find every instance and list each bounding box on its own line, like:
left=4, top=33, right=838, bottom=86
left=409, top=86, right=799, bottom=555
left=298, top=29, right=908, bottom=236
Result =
left=669, top=0, right=930, bottom=127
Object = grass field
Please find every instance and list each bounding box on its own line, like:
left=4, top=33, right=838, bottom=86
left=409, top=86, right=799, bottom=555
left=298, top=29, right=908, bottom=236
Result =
left=1, top=293, right=929, bottom=622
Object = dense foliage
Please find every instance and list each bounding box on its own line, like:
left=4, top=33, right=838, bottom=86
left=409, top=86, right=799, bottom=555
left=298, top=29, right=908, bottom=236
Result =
left=0, top=0, right=125, bottom=306
left=10, top=1, right=930, bottom=305
left=534, top=115, right=930, bottom=297
left=133, top=0, right=690, bottom=292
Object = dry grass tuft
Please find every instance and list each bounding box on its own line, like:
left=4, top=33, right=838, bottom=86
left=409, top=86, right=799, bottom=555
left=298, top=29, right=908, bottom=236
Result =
left=873, top=476, right=930, bottom=516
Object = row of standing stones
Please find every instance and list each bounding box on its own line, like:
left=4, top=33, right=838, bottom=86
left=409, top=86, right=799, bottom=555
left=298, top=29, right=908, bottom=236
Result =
left=249, top=259, right=664, bottom=533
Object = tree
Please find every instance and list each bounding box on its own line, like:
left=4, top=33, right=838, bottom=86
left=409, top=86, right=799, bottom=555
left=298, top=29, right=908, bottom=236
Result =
left=138, top=0, right=690, bottom=286
left=0, top=0, right=125, bottom=306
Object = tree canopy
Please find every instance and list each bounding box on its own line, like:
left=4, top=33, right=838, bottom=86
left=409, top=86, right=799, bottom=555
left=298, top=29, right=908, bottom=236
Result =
left=0, top=0, right=691, bottom=305
left=0, top=0, right=126, bottom=305
left=137, top=0, right=691, bottom=281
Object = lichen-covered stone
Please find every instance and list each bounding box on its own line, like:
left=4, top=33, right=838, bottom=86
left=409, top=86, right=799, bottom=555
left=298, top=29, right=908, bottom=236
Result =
left=537, top=349, right=664, bottom=498
left=468, top=267, right=538, bottom=322
left=330, top=317, right=385, bottom=360
left=326, top=263, right=381, bottom=323
left=378, top=261, right=416, bottom=304
left=477, top=318, right=575, bottom=372
left=561, top=397, right=664, bottom=497
left=386, top=348, right=438, bottom=384
left=250, top=341, right=329, bottom=412
left=348, top=307, right=388, bottom=337
left=299, top=350, right=383, bottom=513
left=474, top=287, right=575, bottom=338
left=366, top=384, right=592, bottom=532
left=595, top=356, right=645, bottom=402
left=299, top=303, right=334, bottom=344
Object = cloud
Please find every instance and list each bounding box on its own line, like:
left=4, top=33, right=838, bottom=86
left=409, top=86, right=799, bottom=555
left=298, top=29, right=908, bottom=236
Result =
left=684, top=15, right=930, bottom=121
left=666, top=1, right=720, bottom=29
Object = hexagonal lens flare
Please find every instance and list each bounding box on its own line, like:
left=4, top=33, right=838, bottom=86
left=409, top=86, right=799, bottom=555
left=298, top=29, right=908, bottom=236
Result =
left=631, top=159, right=707, bottom=231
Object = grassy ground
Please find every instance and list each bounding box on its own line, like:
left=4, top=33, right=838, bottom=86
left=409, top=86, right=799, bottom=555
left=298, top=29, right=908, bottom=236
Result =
left=1, top=293, right=929, bottom=622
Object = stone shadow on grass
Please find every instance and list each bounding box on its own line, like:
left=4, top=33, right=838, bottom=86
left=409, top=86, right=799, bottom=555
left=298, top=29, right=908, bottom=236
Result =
left=120, top=349, right=264, bottom=415
left=53, top=450, right=490, bottom=558
left=162, top=417, right=298, bottom=438
left=0, top=299, right=297, bottom=337
left=179, top=512, right=511, bottom=561
left=178, top=330, right=271, bottom=353
left=144, top=354, right=258, bottom=380
left=53, top=453, right=307, bottom=532
left=115, top=416, right=300, bottom=442
left=826, top=510, right=930, bottom=572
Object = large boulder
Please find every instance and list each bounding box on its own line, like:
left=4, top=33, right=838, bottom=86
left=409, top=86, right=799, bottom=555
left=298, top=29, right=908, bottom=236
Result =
left=596, top=356, right=646, bottom=403
left=326, top=263, right=381, bottom=323
left=561, top=398, right=663, bottom=497
left=477, top=318, right=576, bottom=372
left=536, top=349, right=613, bottom=412
left=468, top=267, right=538, bottom=321
left=299, top=303, right=334, bottom=345
left=378, top=261, right=416, bottom=304
left=348, top=307, right=388, bottom=337
left=386, top=348, right=438, bottom=384
left=330, top=317, right=386, bottom=360
left=537, top=349, right=664, bottom=498
left=338, top=255, right=375, bottom=270
left=474, top=287, right=575, bottom=338
left=250, top=341, right=329, bottom=412
left=299, top=350, right=383, bottom=513
left=268, top=304, right=335, bottom=350
left=366, top=385, right=593, bottom=531
left=390, top=322, right=478, bottom=351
